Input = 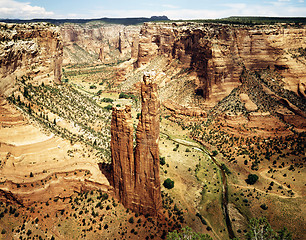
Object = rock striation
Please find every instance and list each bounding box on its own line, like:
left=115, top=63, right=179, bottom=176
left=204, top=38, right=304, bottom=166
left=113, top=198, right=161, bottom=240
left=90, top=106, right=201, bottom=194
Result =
left=111, top=104, right=135, bottom=208
left=60, top=23, right=140, bottom=65
left=0, top=22, right=63, bottom=95
left=136, top=22, right=306, bottom=102
left=133, top=72, right=162, bottom=215
left=111, top=72, right=161, bottom=216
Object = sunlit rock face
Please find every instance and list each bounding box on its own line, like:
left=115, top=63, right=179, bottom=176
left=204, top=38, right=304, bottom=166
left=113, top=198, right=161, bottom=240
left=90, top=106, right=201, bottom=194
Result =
left=60, top=23, right=140, bottom=65
left=111, top=72, right=162, bottom=216
left=0, top=22, right=63, bottom=95
left=136, top=22, right=306, bottom=101
left=111, top=104, right=135, bottom=208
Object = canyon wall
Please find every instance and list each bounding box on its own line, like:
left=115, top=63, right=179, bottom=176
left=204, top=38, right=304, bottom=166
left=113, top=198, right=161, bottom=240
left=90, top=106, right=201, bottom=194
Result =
left=0, top=22, right=63, bottom=95
left=60, top=23, right=140, bottom=65
left=111, top=72, right=162, bottom=216
left=136, top=22, right=306, bottom=101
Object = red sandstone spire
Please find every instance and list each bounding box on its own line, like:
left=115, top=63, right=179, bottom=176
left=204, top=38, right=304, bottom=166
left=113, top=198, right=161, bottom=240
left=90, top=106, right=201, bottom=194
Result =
left=111, top=72, right=162, bottom=216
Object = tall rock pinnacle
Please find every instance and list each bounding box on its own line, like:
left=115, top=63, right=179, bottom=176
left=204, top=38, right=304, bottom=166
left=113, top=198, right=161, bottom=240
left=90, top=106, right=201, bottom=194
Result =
left=134, top=72, right=162, bottom=215
left=110, top=72, right=162, bottom=216
left=111, top=105, right=135, bottom=208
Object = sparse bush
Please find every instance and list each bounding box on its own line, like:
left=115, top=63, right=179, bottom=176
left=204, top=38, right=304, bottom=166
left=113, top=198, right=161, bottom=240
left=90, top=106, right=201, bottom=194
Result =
left=102, top=98, right=113, bottom=103
left=104, top=105, right=112, bottom=111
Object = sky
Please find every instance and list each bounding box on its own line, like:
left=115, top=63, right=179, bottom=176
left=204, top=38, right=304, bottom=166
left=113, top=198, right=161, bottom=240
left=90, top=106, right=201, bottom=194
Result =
left=0, top=0, right=305, bottom=20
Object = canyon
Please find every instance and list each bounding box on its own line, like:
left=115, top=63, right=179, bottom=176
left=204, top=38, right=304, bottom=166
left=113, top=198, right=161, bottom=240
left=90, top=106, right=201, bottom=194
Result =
left=0, top=19, right=305, bottom=239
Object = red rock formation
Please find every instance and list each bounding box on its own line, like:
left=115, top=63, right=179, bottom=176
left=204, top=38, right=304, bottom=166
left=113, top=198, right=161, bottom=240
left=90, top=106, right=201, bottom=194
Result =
left=110, top=105, right=135, bottom=208
left=0, top=22, right=63, bottom=94
left=133, top=72, right=162, bottom=215
left=111, top=72, right=162, bottom=216
left=163, top=100, right=207, bottom=117
left=60, top=24, right=140, bottom=65
left=136, top=22, right=306, bottom=101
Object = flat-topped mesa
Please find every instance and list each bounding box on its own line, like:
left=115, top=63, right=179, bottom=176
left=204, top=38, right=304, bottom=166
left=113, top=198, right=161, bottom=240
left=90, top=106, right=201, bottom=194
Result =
left=110, top=104, right=135, bottom=208
left=133, top=72, right=162, bottom=216
left=110, top=72, right=162, bottom=216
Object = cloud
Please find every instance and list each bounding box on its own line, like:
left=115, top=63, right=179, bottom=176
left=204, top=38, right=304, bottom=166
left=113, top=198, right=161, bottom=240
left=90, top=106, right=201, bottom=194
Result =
left=0, top=0, right=54, bottom=19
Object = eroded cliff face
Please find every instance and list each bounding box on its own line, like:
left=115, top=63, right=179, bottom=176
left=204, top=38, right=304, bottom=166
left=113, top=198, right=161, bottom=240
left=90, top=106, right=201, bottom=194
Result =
left=133, top=72, right=162, bottom=215
left=60, top=23, right=140, bottom=65
left=111, top=72, right=162, bottom=216
left=111, top=105, right=135, bottom=208
left=136, top=22, right=306, bottom=102
left=0, top=22, right=63, bottom=95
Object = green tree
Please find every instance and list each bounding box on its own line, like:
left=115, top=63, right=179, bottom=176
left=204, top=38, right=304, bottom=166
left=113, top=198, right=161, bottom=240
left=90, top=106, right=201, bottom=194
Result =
left=163, top=178, right=174, bottom=189
left=276, top=227, right=292, bottom=240
left=246, top=174, right=259, bottom=185
left=246, top=217, right=275, bottom=240
left=167, top=226, right=212, bottom=240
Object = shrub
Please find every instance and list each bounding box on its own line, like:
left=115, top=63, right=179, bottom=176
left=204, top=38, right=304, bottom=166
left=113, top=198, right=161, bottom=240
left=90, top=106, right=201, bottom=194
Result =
left=89, top=85, right=97, bottom=89
left=104, top=105, right=112, bottom=111
left=260, top=204, right=268, bottom=210
left=212, top=150, right=218, bottom=156
left=160, top=156, right=166, bottom=166
left=102, top=98, right=113, bottom=103
left=128, top=217, right=134, bottom=224
left=26, top=229, right=32, bottom=236
left=1, top=229, right=6, bottom=234
left=163, top=178, right=174, bottom=189
left=196, top=212, right=207, bottom=225
left=246, top=174, right=259, bottom=185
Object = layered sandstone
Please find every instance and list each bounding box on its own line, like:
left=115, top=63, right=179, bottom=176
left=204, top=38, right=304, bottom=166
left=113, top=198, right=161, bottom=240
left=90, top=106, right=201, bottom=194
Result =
left=111, top=72, right=161, bottom=216
left=163, top=100, right=207, bottom=117
left=133, top=72, right=162, bottom=215
left=0, top=22, right=63, bottom=95
left=110, top=105, right=135, bottom=208
left=60, top=23, right=140, bottom=65
left=136, top=22, right=306, bottom=102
